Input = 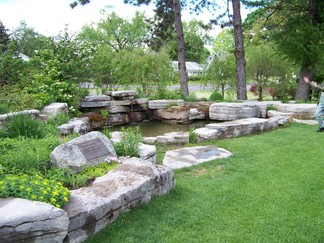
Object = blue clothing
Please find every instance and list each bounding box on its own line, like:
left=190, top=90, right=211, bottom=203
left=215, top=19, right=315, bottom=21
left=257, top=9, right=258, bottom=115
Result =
left=314, top=84, right=324, bottom=128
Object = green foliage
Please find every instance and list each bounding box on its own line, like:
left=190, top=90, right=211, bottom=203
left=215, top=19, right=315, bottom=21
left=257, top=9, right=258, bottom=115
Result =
left=184, top=92, right=198, bottom=102
left=149, top=89, right=184, bottom=100
left=0, top=114, right=46, bottom=139
left=66, top=162, right=118, bottom=189
left=0, top=136, right=60, bottom=175
left=188, top=128, right=197, bottom=144
left=45, top=113, right=70, bottom=127
left=100, top=109, right=109, bottom=119
left=0, top=103, right=10, bottom=114
left=209, top=91, right=224, bottom=101
left=202, top=53, right=236, bottom=98
left=114, top=126, right=142, bottom=157
left=0, top=174, right=70, bottom=208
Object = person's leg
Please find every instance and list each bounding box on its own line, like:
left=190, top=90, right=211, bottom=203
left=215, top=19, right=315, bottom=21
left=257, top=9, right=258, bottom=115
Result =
left=315, top=102, right=324, bottom=131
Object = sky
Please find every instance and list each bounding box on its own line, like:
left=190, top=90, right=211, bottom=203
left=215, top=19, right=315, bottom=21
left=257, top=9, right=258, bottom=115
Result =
left=0, top=0, right=250, bottom=37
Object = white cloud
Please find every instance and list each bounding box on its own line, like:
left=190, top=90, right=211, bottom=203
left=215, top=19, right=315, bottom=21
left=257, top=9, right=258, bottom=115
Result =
left=0, top=0, right=250, bottom=37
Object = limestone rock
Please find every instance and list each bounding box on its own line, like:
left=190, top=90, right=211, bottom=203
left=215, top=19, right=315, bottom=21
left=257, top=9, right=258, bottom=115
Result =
left=41, top=103, right=68, bottom=117
left=80, top=101, right=111, bottom=108
left=153, top=106, right=190, bottom=124
left=275, top=103, right=316, bottom=119
left=156, top=132, right=189, bottom=144
left=83, top=95, right=111, bottom=102
left=58, top=117, right=90, bottom=135
left=148, top=100, right=184, bottom=109
left=0, top=198, right=69, bottom=243
left=209, top=102, right=259, bottom=121
left=63, top=158, right=175, bottom=243
left=163, top=145, right=232, bottom=169
left=110, top=90, right=138, bottom=98
left=50, top=131, right=116, bottom=172
left=107, top=113, right=130, bottom=126
left=138, top=143, right=156, bottom=163
left=0, top=110, right=40, bottom=122
left=189, top=108, right=206, bottom=120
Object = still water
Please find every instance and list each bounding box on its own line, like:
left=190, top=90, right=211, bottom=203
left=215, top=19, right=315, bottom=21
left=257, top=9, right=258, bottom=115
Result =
left=110, top=120, right=215, bottom=137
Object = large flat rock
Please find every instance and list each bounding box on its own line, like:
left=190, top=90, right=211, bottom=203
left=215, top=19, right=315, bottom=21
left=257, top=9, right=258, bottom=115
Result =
left=0, top=198, right=69, bottom=242
left=163, top=145, right=232, bottom=169
left=63, top=158, right=175, bottom=243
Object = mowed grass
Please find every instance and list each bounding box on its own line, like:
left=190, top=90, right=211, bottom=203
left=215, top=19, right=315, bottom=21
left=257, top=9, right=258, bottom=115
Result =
left=86, top=123, right=323, bottom=243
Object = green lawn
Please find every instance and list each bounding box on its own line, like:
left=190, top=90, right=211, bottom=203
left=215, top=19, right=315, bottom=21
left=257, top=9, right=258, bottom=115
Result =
left=86, top=123, right=323, bottom=242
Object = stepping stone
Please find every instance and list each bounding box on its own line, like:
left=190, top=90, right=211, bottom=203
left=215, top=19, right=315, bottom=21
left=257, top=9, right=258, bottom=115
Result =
left=163, top=145, right=232, bottom=169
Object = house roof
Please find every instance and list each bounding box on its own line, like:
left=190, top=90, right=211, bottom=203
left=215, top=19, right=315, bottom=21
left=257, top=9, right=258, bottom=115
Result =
left=171, top=61, right=203, bottom=72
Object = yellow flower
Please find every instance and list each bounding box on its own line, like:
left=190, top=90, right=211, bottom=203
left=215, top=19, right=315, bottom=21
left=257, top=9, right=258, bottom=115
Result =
left=26, top=187, right=32, bottom=192
left=33, top=180, right=39, bottom=185
left=55, top=204, right=61, bottom=208
left=43, top=190, right=47, bottom=194
left=31, top=195, right=37, bottom=199
left=63, top=196, right=69, bottom=202
left=50, top=198, right=56, bottom=203
left=19, top=185, right=25, bottom=190
left=52, top=190, right=59, bottom=196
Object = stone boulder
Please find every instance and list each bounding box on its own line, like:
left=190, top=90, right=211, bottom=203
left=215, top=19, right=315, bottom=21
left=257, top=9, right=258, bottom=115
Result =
left=50, top=131, right=116, bottom=172
left=156, top=132, right=189, bottom=144
left=0, top=110, right=40, bottom=122
left=41, top=103, right=68, bottom=118
left=189, top=108, right=206, bottom=120
left=148, top=100, right=184, bottom=109
left=63, top=157, right=175, bottom=243
left=138, top=143, right=156, bottom=163
left=209, top=102, right=260, bottom=121
left=275, top=103, right=316, bottom=119
left=153, top=106, right=190, bottom=124
left=0, top=198, right=69, bottom=243
left=194, top=117, right=290, bottom=142
left=163, top=145, right=232, bottom=169
left=57, top=117, right=90, bottom=135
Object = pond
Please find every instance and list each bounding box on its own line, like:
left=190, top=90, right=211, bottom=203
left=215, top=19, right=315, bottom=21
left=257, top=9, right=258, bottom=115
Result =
left=110, top=120, right=216, bottom=137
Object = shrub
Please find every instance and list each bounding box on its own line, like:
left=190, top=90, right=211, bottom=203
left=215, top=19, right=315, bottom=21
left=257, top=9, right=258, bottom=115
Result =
left=184, top=92, right=198, bottom=102
left=0, top=174, right=70, bottom=208
left=0, top=103, right=10, bottom=114
left=0, top=136, right=60, bottom=176
left=114, top=126, right=142, bottom=157
left=149, top=89, right=184, bottom=100
left=209, top=91, right=224, bottom=101
left=0, top=114, right=46, bottom=139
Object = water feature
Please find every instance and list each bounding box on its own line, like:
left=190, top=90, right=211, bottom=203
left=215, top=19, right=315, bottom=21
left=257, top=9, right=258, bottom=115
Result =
left=110, top=120, right=216, bottom=137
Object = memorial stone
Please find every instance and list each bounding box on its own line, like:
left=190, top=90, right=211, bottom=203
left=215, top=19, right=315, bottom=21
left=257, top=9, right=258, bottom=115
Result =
left=50, top=131, right=116, bottom=172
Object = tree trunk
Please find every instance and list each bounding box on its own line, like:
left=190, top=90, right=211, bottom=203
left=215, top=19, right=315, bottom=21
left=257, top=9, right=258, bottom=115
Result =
left=231, top=0, right=247, bottom=100
left=295, top=0, right=319, bottom=101
left=173, top=0, right=189, bottom=97
left=295, top=65, right=313, bottom=101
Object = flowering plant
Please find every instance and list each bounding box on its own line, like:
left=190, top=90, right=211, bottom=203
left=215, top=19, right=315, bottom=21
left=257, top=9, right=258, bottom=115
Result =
left=0, top=174, right=70, bottom=208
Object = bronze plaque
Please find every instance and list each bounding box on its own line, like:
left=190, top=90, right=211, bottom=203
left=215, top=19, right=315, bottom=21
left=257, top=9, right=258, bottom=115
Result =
left=76, top=138, right=109, bottom=161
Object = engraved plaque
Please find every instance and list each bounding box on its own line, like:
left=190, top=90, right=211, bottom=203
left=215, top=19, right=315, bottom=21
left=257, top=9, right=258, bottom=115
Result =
left=76, top=138, right=109, bottom=161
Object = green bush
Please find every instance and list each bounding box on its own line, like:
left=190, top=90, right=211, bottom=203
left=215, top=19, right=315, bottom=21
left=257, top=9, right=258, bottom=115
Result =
left=209, top=91, right=224, bottom=101
left=0, top=114, right=47, bottom=139
left=114, top=126, right=142, bottom=157
left=184, top=92, right=198, bottom=102
left=0, top=136, right=60, bottom=176
left=0, top=174, right=70, bottom=208
left=0, top=103, right=10, bottom=114
left=149, top=89, right=184, bottom=100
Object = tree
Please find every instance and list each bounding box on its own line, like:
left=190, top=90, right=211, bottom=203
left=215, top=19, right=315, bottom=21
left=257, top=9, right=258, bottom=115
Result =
left=232, top=0, right=247, bottom=100
left=78, top=11, right=149, bottom=52
left=203, top=53, right=236, bottom=98
left=11, top=21, right=52, bottom=57
left=243, top=0, right=324, bottom=101
left=0, top=21, right=10, bottom=53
